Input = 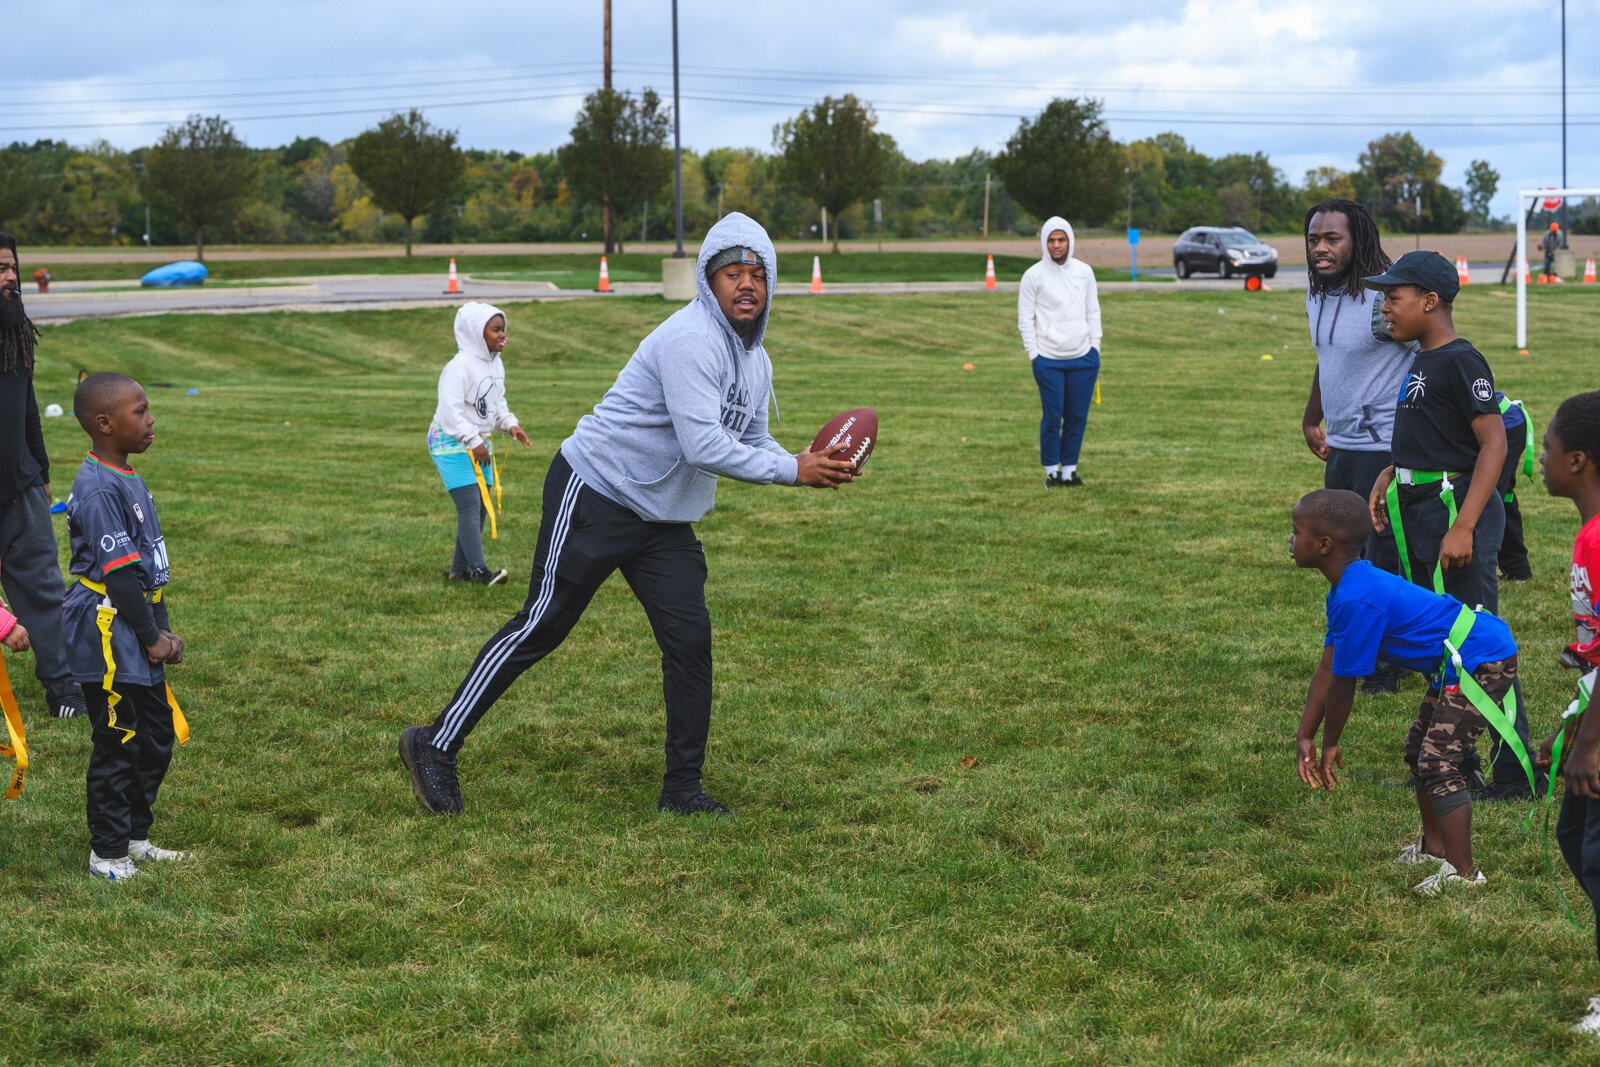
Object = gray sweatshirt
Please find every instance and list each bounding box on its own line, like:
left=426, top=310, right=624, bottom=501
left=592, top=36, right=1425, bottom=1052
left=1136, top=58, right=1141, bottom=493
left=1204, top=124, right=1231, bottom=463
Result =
left=561, top=212, right=798, bottom=522
left=1306, top=287, right=1415, bottom=452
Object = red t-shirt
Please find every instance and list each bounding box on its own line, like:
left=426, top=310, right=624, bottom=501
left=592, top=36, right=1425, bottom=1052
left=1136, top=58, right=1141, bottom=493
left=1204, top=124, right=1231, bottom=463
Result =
left=1571, top=514, right=1600, bottom=668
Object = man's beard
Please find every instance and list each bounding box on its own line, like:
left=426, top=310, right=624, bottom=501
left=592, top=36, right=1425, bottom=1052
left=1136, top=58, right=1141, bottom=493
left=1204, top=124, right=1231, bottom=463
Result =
left=0, top=285, right=38, bottom=371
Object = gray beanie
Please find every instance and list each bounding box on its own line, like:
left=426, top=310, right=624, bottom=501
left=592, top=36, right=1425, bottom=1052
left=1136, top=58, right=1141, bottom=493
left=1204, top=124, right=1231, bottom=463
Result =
left=705, top=245, right=761, bottom=278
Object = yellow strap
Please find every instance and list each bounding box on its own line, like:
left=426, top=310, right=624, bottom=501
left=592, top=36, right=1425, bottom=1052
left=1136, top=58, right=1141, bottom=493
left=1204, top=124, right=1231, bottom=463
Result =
left=76, top=575, right=162, bottom=603
left=81, top=576, right=187, bottom=746
left=470, top=451, right=498, bottom=542
left=492, top=445, right=503, bottom=513
left=0, top=654, right=28, bottom=799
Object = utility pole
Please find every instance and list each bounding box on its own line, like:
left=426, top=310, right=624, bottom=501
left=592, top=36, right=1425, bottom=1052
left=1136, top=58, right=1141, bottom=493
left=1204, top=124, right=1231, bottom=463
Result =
left=1561, top=0, right=1569, bottom=244
left=671, top=0, right=684, bottom=258
left=981, top=172, right=991, bottom=240
left=603, top=0, right=614, bottom=255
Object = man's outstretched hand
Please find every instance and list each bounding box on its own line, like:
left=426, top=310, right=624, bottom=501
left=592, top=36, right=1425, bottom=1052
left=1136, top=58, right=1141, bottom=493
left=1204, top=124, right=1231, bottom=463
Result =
left=795, top=450, right=858, bottom=488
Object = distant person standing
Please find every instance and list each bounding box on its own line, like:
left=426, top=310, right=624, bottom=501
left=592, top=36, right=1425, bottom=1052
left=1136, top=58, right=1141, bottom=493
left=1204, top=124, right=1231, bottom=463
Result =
left=0, top=233, right=86, bottom=720
left=1300, top=200, right=1415, bottom=694
left=1018, top=215, right=1101, bottom=489
left=1543, top=222, right=1564, bottom=281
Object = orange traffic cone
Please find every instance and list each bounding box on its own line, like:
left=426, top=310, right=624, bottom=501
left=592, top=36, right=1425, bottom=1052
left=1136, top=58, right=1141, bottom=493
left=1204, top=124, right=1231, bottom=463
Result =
left=443, top=258, right=461, bottom=295
left=1584, top=258, right=1597, bottom=284
left=1519, top=257, right=1532, bottom=284
left=1538, top=272, right=1549, bottom=285
left=1455, top=256, right=1470, bottom=286
left=984, top=255, right=997, bottom=291
left=596, top=256, right=611, bottom=293
left=810, top=255, right=823, bottom=294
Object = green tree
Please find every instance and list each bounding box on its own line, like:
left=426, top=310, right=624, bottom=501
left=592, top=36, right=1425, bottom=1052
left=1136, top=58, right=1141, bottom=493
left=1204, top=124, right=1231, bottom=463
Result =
left=0, top=144, right=48, bottom=231
left=143, top=115, right=257, bottom=260
left=559, top=88, right=672, bottom=254
left=1464, top=160, right=1499, bottom=226
left=773, top=94, right=893, bottom=253
left=347, top=110, right=465, bottom=256
left=1356, top=132, right=1444, bottom=233
left=994, top=98, right=1122, bottom=227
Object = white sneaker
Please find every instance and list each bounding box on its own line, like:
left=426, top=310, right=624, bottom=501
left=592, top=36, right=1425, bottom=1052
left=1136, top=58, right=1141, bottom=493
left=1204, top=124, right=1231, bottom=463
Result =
left=128, top=839, right=191, bottom=862
left=87, top=851, right=141, bottom=881
left=1396, top=842, right=1446, bottom=866
left=1414, top=860, right=1486, bottom=895
left=1572, top=997, right=1600, bottom=1036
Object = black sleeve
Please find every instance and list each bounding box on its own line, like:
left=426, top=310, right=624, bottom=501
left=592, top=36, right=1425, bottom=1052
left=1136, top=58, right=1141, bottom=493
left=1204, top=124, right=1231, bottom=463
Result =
left=1449, top=348, right=1499, bottom=420
left=23, top=378, right=48, bottom=486
left=103, top=567, right=161, bottom=647
left=152, top=597, right=169, bottom=633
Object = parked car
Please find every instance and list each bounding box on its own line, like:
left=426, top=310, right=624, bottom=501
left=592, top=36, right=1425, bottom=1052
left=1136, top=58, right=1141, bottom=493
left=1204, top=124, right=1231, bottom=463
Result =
left=1172, top=227, right=1279, bottom=279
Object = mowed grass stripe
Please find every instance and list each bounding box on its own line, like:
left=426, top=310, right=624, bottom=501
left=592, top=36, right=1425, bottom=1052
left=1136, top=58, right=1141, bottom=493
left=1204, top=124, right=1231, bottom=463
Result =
left=2, top=287, right=1596, bottom=1062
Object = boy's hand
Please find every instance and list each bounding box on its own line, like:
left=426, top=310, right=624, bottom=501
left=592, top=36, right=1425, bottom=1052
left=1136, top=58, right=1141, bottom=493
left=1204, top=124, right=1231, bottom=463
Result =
left=1368, top=467, right=1395, bottom=532
left=1319, top=744, right=1344, bottom=789
left=1534, top=731, right=1558, bottom=770
left=160, top=629, right=184, bottom=665
left=1566, top=743, right=1600, bottom=800
left=509, top=425, right=532, bottom=446
left=1439, top=525, right=1475, bottom=570
left=1297, top=736, right=1323, bottom=788
left=144, top=633, right=179, bottom=665
left=1, top=623, right=29, bottom=653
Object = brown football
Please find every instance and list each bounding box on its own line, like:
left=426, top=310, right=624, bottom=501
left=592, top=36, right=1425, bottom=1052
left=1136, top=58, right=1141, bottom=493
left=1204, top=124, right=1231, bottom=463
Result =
left=808, top=407, right=877, bottom=473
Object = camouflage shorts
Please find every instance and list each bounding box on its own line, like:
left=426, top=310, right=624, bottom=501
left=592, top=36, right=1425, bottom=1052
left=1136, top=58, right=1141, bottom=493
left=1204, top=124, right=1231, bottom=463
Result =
left=1404, top=656, right=1519, bottom=799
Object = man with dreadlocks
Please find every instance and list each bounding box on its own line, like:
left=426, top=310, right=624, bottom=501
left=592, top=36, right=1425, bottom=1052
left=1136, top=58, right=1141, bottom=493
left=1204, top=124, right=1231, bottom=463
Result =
left=1299, top=200, right=1413, bottom=695
left=0, top=233, right=87, bottom=719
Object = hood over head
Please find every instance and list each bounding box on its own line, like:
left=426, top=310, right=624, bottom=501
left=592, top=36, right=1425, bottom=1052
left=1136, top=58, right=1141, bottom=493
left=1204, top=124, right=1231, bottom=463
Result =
left=1039, top=216, right=1075, bottom=264
left=696, top=212, right=776, bottom=350
left=453, top=301, right=506, bottom=363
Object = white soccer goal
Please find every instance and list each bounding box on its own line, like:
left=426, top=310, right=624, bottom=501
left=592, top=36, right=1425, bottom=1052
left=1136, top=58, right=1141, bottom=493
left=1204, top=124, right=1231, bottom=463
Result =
left=1516, top=186, right=1600, bottom=350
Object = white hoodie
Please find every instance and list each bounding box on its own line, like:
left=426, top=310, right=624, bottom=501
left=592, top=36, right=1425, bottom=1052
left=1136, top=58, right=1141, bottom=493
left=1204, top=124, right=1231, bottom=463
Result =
left=1017, top=216, right=1102, bottom=361
left=430, top=301, right=520, bottom=452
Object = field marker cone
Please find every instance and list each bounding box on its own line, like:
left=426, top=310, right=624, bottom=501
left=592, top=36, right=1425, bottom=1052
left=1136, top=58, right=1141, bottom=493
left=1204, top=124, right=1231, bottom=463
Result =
left=1519, top=257, right=1531, bottom=284
left=1456, top=256, right=1470, bottom=285
left=596, top=256, right=611, bottom=293
left=1584, top=258, right=1597, bottom=284
left=984, top=255, right=997, bottom=291
left=1538, top=271, right=1549, bottom=285
left=810, top=256, right=823, bottom=294
left=443, top=258, right=461, bottom=295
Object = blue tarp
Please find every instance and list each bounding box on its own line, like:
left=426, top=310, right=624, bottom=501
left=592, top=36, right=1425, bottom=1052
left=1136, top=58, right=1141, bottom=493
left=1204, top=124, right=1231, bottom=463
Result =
left=140, top=261, right=208, bottom=288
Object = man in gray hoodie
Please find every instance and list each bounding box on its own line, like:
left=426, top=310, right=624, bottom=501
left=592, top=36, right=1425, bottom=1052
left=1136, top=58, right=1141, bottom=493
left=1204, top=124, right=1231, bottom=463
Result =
left=400, top=213, right=857, bottom=817
left=1301, top=199, right=1413, bottom=693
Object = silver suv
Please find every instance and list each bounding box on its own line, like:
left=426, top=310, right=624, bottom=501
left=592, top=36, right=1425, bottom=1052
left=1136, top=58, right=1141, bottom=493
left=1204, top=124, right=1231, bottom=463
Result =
left=1173, top=227, right=1279, bottom=279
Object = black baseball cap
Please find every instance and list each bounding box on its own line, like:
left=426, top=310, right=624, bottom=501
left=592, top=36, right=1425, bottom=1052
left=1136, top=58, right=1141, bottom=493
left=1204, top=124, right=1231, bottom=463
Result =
left=1361, top=250, right=1459, bottom=302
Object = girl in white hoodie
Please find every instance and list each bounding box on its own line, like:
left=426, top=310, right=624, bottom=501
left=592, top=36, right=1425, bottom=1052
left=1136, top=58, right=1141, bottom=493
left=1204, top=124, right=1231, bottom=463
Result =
left=427, top=302, right=531, bottom=585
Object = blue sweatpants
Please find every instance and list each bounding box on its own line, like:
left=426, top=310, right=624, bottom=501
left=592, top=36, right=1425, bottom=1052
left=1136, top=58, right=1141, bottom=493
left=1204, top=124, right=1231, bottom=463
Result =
left=1031, top=349, right=1099, bottom=467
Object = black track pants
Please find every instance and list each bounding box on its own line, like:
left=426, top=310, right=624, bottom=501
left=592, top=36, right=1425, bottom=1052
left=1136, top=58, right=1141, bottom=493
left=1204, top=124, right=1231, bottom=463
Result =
left=429, top=453, right=713, bottom=794
left=85, top=682, right=177, bottom=859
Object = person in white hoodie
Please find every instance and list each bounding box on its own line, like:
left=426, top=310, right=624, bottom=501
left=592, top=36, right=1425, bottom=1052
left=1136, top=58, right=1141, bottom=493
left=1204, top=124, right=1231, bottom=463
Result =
left=427, top=302, right=532, bottom=586
left=399, top=213, right=858, bottom=820
left=1018, top=216, right=1102, bottom=488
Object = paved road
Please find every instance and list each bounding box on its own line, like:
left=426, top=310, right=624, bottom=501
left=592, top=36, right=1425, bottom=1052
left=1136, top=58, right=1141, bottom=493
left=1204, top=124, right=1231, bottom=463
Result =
left=28, top=270, right=1311, bottom=322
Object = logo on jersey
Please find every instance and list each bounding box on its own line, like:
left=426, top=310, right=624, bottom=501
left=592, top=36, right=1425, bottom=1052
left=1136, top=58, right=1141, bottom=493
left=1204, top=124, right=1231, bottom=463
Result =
left=1472, top=377, right=1493, bottom=403
left=131, top=500, right=144, bottom=524
left=1405, top=373, right=1427, bottom=402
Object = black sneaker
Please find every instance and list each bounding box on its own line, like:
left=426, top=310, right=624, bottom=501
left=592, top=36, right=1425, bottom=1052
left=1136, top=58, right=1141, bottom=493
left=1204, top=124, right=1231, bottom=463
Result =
left=1471, top=780, right=1535, bottom=803
left=1044, top=472, right=1064, bottom=489
left=399, top=725, right=463, bottom=814
left=468, top=567, right=508, bottom=586
left=445, top=570, right=469, bottom=582
left=656, top=789, right=734, bottom=816
left=1062, top=472, right=1084, bottom=488
left=1360, top=663, right=1402, bottom=695
left=47, top=683, right=86, bottom=719
left=1500, top=568, right=1533, bottom=582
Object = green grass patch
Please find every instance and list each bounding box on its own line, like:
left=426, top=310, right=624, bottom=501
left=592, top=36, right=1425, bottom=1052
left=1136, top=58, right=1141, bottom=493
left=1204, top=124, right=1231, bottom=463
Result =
left=7, top=285, right=1600, bottom=1061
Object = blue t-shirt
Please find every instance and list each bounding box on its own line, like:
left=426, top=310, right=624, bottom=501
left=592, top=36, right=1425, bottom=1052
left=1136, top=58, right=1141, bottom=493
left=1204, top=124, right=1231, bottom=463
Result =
left=1325, top=560, right=1516, bottom=682
left=62, top=453, right=170, bottom=687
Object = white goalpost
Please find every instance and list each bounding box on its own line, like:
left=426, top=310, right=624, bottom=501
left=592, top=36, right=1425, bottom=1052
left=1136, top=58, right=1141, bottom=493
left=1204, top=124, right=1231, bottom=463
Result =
left=1516, top=186, right=1600, bottom=350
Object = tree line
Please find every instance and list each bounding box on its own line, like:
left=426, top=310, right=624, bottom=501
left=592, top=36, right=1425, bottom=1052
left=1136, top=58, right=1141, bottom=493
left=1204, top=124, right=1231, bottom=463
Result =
left=1, top=93, right=1592, bottom=258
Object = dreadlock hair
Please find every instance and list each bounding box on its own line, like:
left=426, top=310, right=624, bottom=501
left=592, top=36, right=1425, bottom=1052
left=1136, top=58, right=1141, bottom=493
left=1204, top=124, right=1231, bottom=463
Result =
left=1303, top=199, right=1391, bottom=301
left=0, top=232, right=40, bottom=373
left=1551, top=391, right=1600, bottom=465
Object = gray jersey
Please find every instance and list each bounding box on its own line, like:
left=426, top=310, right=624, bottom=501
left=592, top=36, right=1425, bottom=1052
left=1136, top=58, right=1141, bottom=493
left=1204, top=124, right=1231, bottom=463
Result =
left=62, top=454, right=170, bottom=687
left=1307, top=288, right=1416, bottom=452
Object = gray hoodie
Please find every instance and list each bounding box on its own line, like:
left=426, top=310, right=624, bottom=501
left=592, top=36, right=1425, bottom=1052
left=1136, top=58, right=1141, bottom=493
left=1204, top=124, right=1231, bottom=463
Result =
left=1306, top=288, right=1415, bottom=452
left=561, top=213, right=797, bottom=523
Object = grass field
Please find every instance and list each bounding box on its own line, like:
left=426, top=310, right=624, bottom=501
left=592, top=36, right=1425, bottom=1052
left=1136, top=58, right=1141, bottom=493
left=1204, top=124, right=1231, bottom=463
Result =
left=4, top=285, right=1598, bottom=1062
left=32, top=251, right=1143, bottom=288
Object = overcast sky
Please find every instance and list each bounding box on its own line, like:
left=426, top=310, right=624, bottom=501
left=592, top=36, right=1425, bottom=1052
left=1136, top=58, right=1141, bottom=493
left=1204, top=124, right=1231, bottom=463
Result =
left=9, top=1, right=1596, bottom=219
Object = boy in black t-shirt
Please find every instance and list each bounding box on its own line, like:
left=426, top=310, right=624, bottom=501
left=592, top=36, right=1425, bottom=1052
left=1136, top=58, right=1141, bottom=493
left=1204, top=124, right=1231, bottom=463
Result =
left=1365, top=251, right=1508, bottom=617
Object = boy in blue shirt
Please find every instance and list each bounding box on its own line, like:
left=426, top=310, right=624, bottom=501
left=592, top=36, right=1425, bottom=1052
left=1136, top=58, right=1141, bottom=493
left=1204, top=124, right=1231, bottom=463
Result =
left=1292, top=489, right=1528, bottom=894
left=63, top=373, right=189, bottom=881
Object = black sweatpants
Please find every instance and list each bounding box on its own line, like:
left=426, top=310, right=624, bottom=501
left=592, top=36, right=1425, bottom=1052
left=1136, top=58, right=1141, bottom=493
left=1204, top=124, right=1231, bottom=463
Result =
left=1497, top=418, right=1531, bottom=579
left=429, top=453, right=713, bottom=794
left=85, top=681, right=177, bottom=859
left=1324, top=447, right=1401, bottom=575
left=1395, top=472, right=1504, bottom=614
left=1558, top=790, right=1600, bottom=964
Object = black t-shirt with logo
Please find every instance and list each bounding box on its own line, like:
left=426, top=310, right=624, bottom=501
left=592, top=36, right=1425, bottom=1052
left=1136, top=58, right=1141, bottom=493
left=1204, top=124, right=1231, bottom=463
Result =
left=1390, top=338, right=1499, bottom=472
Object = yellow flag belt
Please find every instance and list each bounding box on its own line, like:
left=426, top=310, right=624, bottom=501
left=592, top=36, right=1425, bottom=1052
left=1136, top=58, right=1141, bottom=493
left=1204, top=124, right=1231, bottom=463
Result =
left=0, top=653, right=27, bottom=799
left=77, top=577, right=189, bottom=747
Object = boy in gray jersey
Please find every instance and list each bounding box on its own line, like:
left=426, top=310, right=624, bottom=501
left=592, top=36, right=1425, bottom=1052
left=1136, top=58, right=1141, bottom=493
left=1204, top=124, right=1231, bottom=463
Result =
left=63, top=373, right=189, bottom=880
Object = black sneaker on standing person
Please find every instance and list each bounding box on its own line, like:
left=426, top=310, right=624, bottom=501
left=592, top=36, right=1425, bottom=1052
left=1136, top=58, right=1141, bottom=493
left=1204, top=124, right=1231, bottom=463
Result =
left=47, top=681, right=86, bottom=719
left=657, top=789, right=735, bottom=817
left=468, top=566, right=508, bottom=586
left=1062, top=471, right=1084, bottom=488
left=1044, top=472, right=1064, bottom=489
left=399, top=725, right=463, bottom=814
